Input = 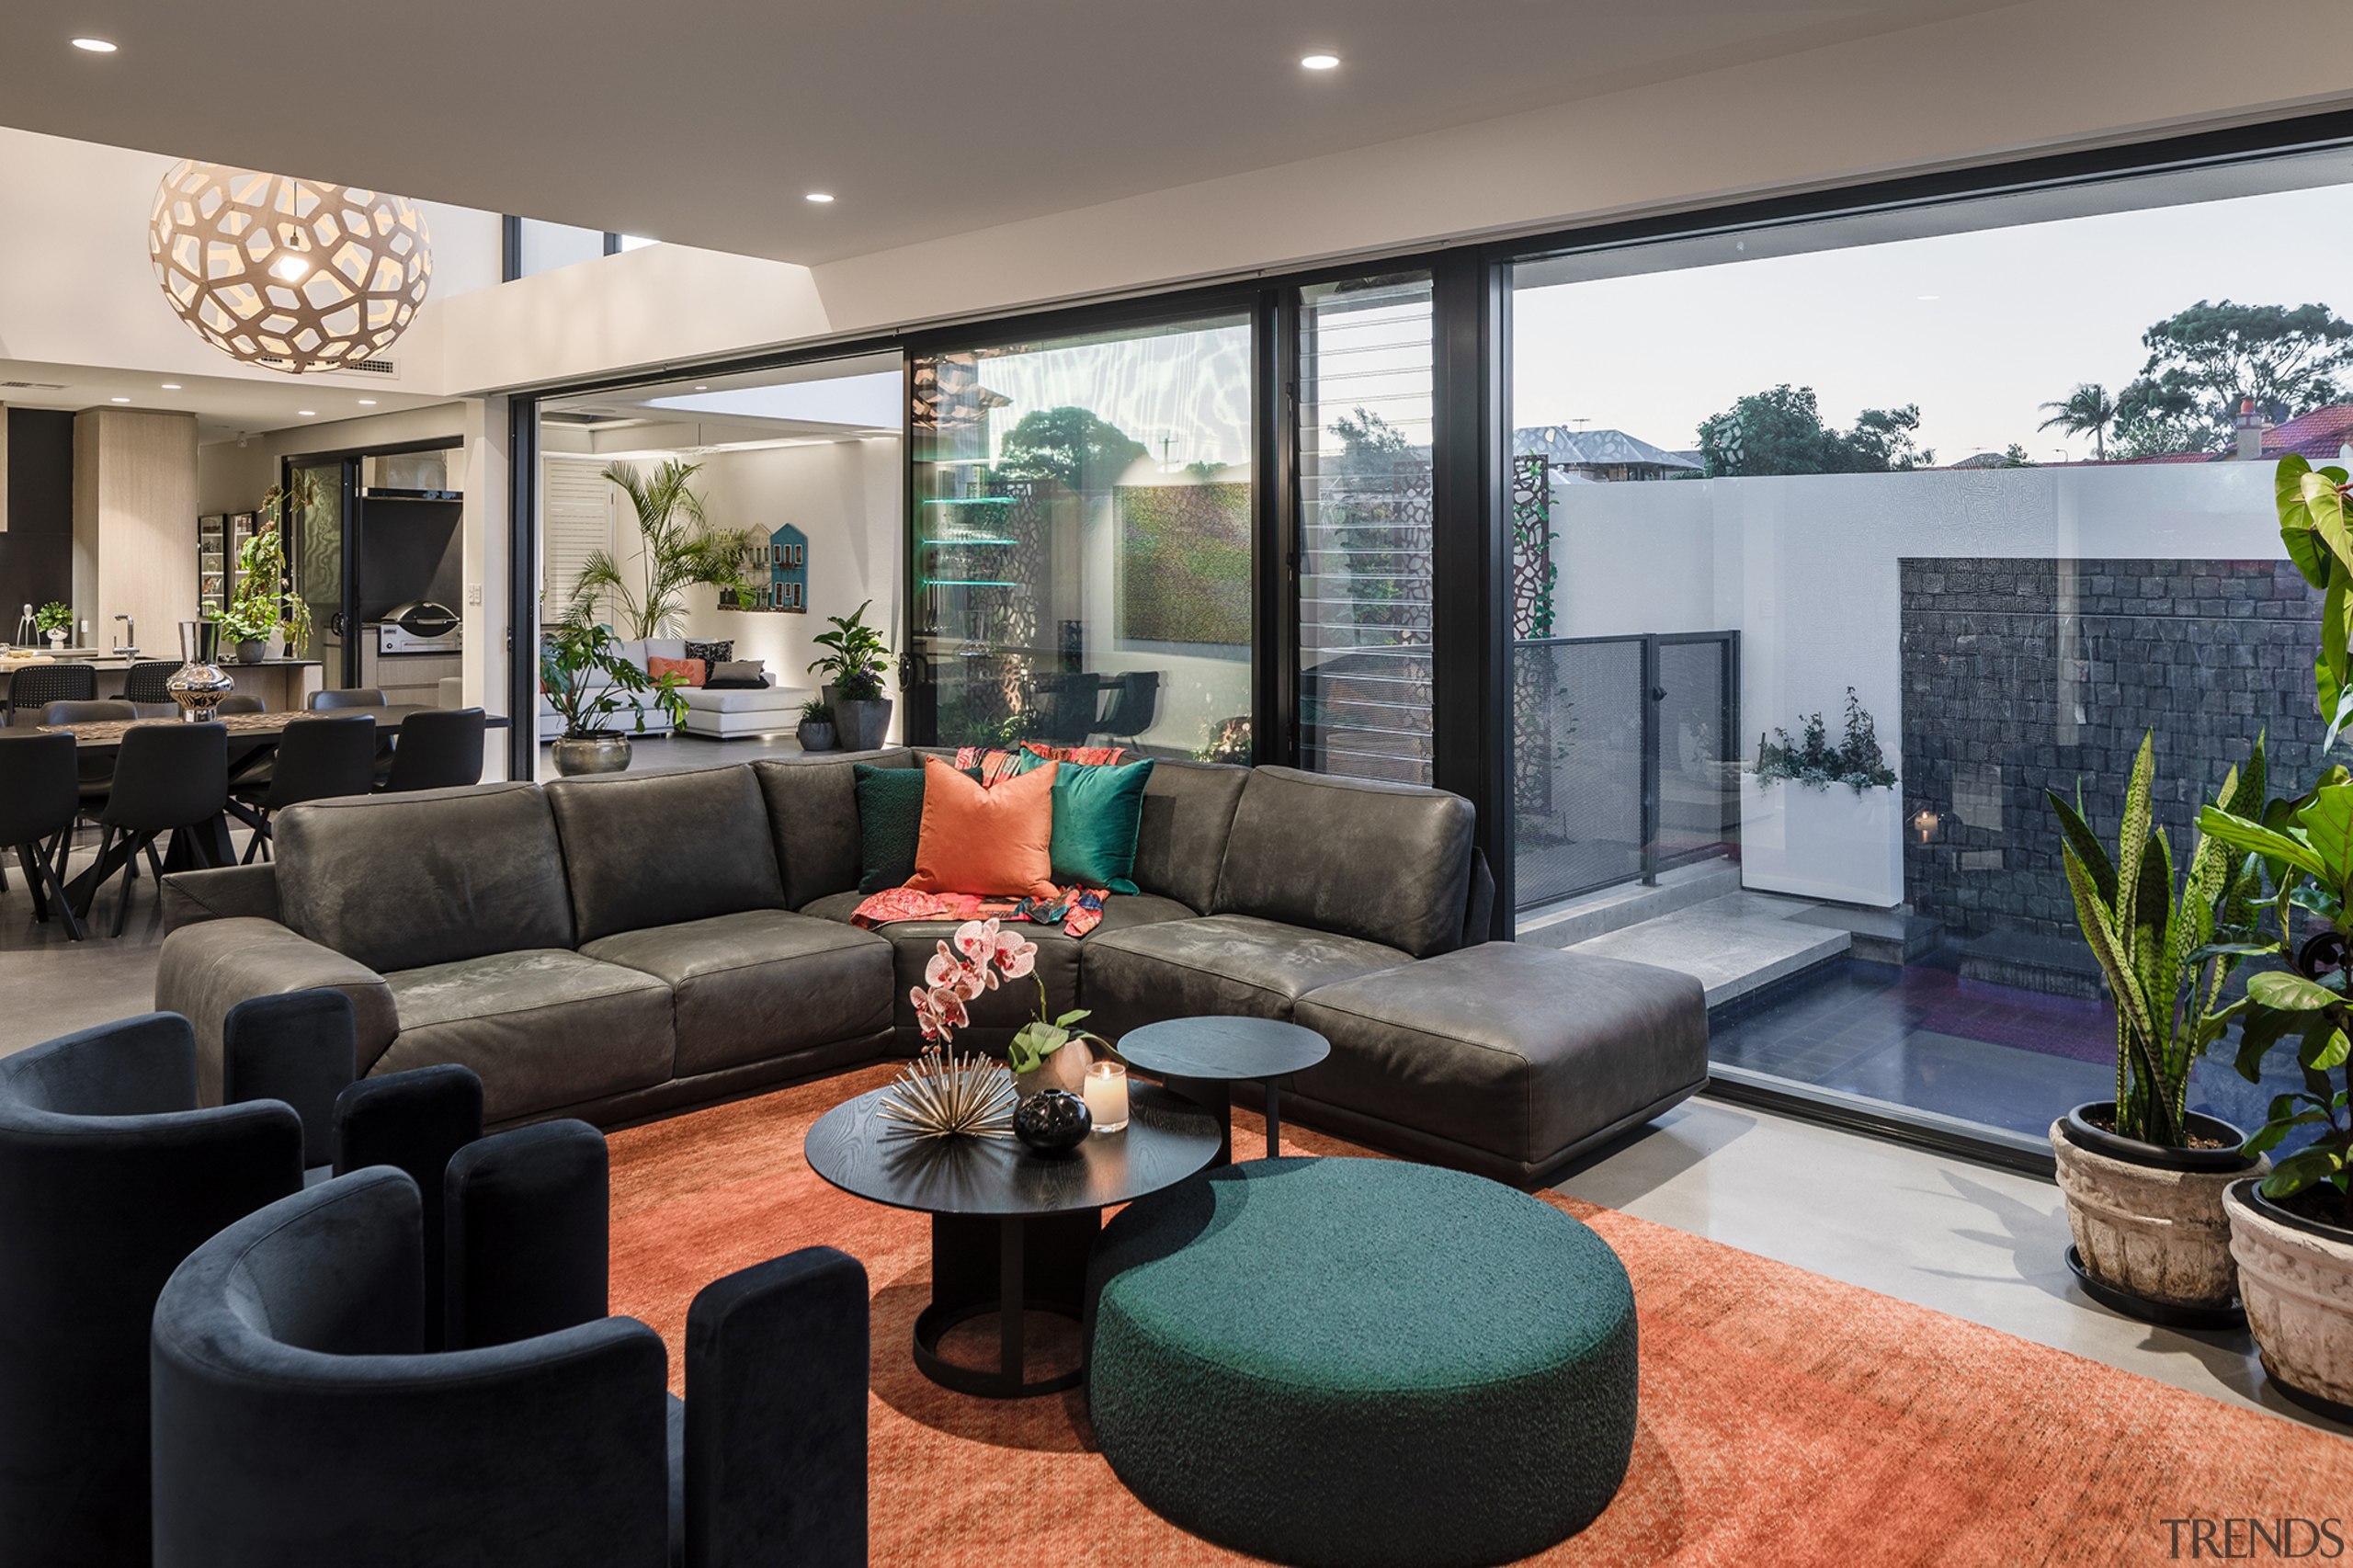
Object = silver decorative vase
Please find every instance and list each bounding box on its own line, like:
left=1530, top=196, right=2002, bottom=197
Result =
left=551, top=733, right=632, bottom=776
left=166, top=619, right=235, bottom=722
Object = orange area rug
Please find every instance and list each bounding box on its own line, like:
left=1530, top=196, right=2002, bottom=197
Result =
left=608, top=1066, right=2353, bottom=1566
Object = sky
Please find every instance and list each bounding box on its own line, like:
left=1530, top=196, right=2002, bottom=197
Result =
left=1511, top=179, right=2353, bottom=462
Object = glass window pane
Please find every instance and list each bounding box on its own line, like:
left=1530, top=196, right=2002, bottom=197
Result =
left=910, top=316, right=1253, bottom=758
left=1299, top=275, right=1435, bottom=783
left=1506, top=148, right=2353, bottom=1154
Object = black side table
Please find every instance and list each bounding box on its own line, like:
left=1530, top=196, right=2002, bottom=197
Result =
left=803, top=1079, right=1219, bottom=1398
left=1117, top=1017, right=1332, bottom=1165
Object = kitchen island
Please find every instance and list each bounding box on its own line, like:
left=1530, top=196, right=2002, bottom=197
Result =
left=0, top=650, right=323, bottom=716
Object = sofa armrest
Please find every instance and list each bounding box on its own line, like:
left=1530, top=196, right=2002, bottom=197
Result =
left=156, top=917, right=399, bottom=1104
left=160, top=864, right=282, bottom=930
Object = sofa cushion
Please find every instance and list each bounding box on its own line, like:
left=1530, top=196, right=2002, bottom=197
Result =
left=1015, top=754, right=1154, bottom=893
left=1215, top=767, right=1472, bottom=960
left=273, top=783, right=574, bottom=975
left=681, top=684, right=800, bottom=713
left=851, top=763, right=926, bottom=894
left=684, top=639, right=733, bottom=669
left=1290, top=943, right=1709, bottom=1176
left=580, top=910, right=893, bottom=1077
left=909, top=756, right=1058, bottom=899
left=376, top=949, right=675, bottom=1123
left=1129, top=760, right=1248, bottom=913
left=1083, top=914, right=1408, bottom=1038
left=545, top=767, right=785, bottom=944
left=646, top=655, right=705, bottom=687
left=754, top=751, right=915, bottom=908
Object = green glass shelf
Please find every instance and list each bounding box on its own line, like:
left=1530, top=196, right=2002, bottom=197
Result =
left=920, top=537, right=1017, bottom=546
left=921, top=496, right=1016, bottom=506
left=923, top=579, right=1020, bottom=588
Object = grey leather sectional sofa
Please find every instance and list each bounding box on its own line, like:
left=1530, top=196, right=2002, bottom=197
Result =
left=155, top=748, right=1709, bottom=1185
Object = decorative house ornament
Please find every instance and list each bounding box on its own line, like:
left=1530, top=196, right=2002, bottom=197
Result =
left=147, top=161, right=433, bottom=373
left=726, top=524, right=808, bottom=612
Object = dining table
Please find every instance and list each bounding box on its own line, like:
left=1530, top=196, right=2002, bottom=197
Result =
left=40, top=706, right=512, bottom=917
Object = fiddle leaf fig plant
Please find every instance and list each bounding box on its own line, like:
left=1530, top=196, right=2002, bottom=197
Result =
left=2048, top=731, right=2266, bottom=1147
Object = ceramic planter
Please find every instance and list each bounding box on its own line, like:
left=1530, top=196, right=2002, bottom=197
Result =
left=1014, top=1039, right=1093, bottom=1102
left=796, top=719, right=835, bottom=753
left=832, top=697, right=892, bottom=752
left=551, top=733, right=632, bottom=776
left=1738, top=775, right=1903, bottom=907
left=2052, top=1104, right=2261, bottom=1323
left=233, top=639, right=267, bottom=665
left=2226, top=1179, right=2353, bottom=1417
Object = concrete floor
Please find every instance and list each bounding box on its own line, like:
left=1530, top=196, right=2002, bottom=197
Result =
left=2, top=810, right=2346, bottom=1438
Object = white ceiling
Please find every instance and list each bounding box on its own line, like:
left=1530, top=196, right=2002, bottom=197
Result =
left=0, top=0, right=2006, bottom=267
left=0, top=358, right=450, bottom=444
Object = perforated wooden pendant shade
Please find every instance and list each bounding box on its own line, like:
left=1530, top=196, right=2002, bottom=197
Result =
left=148, top=161, right=433, bottom=374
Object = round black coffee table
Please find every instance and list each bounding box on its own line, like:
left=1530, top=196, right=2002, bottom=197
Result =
left=1118, top=1017, right=1332, bottom=1165
left=803, top=1077, right=1219, bottom=1398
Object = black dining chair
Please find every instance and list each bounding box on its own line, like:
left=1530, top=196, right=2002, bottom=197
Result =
left=310, top=687, right=388, bottom=710
left=124, top=658, right=184, bottom=716
left=0, top=1013, right=305, bottom=1567
left=382, top=706, right=487, bottom=792
left=44, top=698, right=136, bottom=824
left=95, top=721, right=229, bottom=936
left=231, top=714, right=380, bottom=862
left=0, top=731, right=84, bottom=939
left=217, top=693, right=265, bottom=715
left=6, top=663, right=97, bottom=724
left=1098, top=670, right=1162, bottom=748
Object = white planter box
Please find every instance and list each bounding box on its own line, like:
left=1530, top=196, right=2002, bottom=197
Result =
left=1739, top=774, right=1904, bottom=908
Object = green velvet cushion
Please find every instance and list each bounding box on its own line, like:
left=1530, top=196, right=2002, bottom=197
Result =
left=1013, top=754, right=1154, bottom=893
left=851, top=763, right=926, bottom=894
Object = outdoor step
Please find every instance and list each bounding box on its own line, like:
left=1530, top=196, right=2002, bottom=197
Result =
left=1563, top=891, right=1853, bottom=1007
left=1517, top=859, right=1744, bottom=947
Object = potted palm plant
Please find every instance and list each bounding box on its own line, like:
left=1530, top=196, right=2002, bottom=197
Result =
left=541, top=618, right=689, bottom=776
left=808, top=599, right=893, bottom=751
left=568, top=460, right=750, bottom=637
left=2046, top=732, right=2267, bottom=1324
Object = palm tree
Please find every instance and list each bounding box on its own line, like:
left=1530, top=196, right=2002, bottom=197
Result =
left=2037, top=382, right=2119, bottom=462
left=569, top=460, right=749, bottom=639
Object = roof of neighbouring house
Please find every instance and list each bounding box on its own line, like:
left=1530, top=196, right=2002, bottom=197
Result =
left=1513, top=426, right=1702, bottom=472
left=2264, top=403, right=2353, bottom=461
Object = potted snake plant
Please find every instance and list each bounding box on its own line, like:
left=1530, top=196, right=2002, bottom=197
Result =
left=2046, top=731, right=2268, bottom=1324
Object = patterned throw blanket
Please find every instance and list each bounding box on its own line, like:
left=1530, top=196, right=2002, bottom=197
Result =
left=849, top=885, right=1108, bottom=937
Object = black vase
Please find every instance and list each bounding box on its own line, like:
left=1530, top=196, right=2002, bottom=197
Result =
left=1014, top=1089, right=1092, bottom=1155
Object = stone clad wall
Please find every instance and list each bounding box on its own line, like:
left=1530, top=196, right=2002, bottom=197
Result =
left=1899, top=556, right=2324, bottom=944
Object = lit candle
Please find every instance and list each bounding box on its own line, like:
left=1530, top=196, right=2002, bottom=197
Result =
left=1084, top=1061, right=1130, bottom=1133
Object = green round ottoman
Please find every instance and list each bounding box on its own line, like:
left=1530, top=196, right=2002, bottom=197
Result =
left=1085, top=1157, right=1636, bottom=1568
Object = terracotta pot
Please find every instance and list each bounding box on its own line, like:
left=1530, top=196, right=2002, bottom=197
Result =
left=2050, top=1104, right=2262, bottom=1316
left=2226, top=1178, right=2353, bottom=1415
left=1014, top=1039, right=1093, bottom=1101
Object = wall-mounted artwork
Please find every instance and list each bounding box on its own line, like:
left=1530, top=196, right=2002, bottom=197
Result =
left=727, top=524, right=808, bottom=613
left=1117, top=483, right=1249, bottom=648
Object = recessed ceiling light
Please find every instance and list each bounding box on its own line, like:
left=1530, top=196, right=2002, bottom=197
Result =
left=71, top=37, right=117, bottom=52
left=694, top=384, right=710, bottom=392
left=298, top=410, right=316, bottom=417
left=1301, top=52, right=1339, bottom=70
left=160, top=382, right=181, bottom=390
left=109, top=396, right=130, bottom=403
left=804, top=192, right=835, bottom=204
left=358, top=399, right=377, bottom=406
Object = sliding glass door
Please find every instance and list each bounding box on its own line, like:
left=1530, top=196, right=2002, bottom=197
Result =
left=908, top=315, right=1255, bottom=760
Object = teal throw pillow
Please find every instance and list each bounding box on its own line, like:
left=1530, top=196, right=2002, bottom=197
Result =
left=852, top=763, right=926, bottom=894
left=1015, top=753, right=1154, bottom=893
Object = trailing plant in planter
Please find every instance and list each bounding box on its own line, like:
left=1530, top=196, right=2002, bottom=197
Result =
left=1754, top=687, right=1896, bottom=792
left=216, top=507, right=310, bottom=660
left=2043, top=731, right=2268, bottom=1321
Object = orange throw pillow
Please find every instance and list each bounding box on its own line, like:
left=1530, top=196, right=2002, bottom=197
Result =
left=646, top=656, right=705, bottom=687
left=909, top=755, right=1060, bottom=899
